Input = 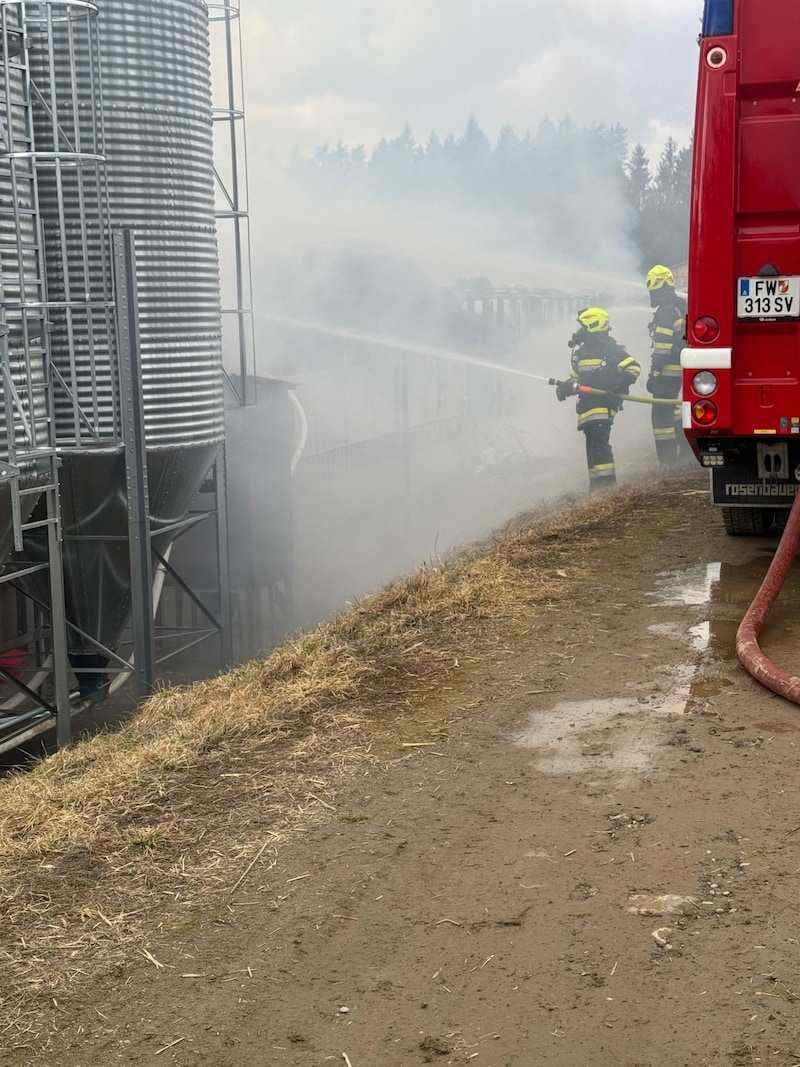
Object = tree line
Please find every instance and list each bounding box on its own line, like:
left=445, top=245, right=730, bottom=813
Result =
left=288, top=116, right=692, bottom=275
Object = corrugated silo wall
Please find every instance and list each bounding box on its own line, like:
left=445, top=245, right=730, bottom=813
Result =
left=28, top=0, right=224, bottom=656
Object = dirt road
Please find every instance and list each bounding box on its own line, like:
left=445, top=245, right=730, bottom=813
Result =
left=8, top=470, right=800, bottom=1067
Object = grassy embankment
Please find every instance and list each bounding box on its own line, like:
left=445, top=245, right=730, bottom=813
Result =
left=0, top=484, right=665, bottom=1046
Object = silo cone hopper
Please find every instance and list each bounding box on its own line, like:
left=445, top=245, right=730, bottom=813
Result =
left=45, top=443, right=221, bottom=695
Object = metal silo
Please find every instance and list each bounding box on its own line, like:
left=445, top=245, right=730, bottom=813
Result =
left=25, top=0, right=224, bottom=688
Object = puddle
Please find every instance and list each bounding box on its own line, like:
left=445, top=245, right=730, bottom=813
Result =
left=688, top=621, right=710, bottom=651
left=648, top=620, right=719, bottom=653
left=663, top=557, right=800, bottom=613
left=645, top=562, right=737, bottom=672
left=704, top=619, right=740, bottom=654
left=512, top=684, right=690, bottom=783
left=691, top=676, right=734, bottom=699
left=513, top=557, right=799, bottom=785
left=649, top=562, right=721, bottom=607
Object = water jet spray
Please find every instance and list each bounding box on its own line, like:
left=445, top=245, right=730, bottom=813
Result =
left=260, top=313, right=555, bottom=383
left=260, top=313, right=680, bottom=405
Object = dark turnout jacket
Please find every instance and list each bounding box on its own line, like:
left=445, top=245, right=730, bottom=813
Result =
left=569, top=333, right=642, bottom=427
left=648, top=290, right=686, bottom=393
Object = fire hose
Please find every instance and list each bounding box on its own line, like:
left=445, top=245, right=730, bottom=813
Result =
left=735, top=489, right=800, bottom=704
left=547, top=380, right=682, bottom=406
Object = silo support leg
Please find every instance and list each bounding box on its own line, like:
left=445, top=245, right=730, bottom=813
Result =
left=46, top=485, right=72, bottom=748
left=214, top=450, right=234, bottom=668
left=114, top=229, right=156, bottom=700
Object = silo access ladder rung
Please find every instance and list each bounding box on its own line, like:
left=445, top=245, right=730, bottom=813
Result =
left=2, top=461, right=59, bottom=551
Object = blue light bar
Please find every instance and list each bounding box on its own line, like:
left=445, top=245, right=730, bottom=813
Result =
left=702, top=0, right=734, bottom=36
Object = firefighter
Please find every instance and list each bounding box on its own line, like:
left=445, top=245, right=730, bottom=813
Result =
left=645, top=264, right=687, bottom=465
left=554, top=306, right=641, bottom=491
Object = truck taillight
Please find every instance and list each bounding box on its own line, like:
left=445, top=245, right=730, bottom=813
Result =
left=692, top=399, right=718, bottom=425
left=692, top=370, right=718, bottom=396
left=693, top=316, right=720, bottom=343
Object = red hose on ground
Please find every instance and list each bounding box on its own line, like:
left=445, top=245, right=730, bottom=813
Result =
left=736, top=490, right=800, bottom=703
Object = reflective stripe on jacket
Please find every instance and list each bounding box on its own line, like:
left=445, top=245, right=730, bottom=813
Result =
left=649, top=297, right=686, bottom=379
left=569, top=333, right=642, bottom=428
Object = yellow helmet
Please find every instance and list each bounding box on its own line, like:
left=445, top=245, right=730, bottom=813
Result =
left=646, top=264, right=675, bottom=291
left=577, top=306, right=610, bottom=333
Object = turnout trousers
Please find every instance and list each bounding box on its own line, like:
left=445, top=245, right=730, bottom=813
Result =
left=581, top=420, right=616, bottom=491
left=649, top=376, right=684, bottom=466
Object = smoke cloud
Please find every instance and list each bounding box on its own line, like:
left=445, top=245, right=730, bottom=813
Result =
left=212, top=2, right=698, bottom=648
left=229, top=158, right=654, bottom=639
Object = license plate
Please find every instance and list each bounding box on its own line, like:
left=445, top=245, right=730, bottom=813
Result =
left=737, top=275, right=800, bottom=319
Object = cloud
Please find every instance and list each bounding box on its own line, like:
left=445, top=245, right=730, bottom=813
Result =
left=245, top=0, right=701, bottom=159
left=247, top=94, right=391, bottom=163
left=641, top=118, right=694, bottom=167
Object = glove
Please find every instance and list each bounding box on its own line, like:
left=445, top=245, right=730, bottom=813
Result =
left=646, top=373, right=657, bottom=395
left=555, top=379, right=577, bottom=402
left=609, top=380, right=632, bottom=408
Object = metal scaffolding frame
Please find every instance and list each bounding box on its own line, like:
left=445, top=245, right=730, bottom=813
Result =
left=205, top=3, right=297, bottom=656
left=208, top=0, right=257, bottom=408
left=0, top=1, right=236, bottom=754
left=0, top=0, right=92, bottom=753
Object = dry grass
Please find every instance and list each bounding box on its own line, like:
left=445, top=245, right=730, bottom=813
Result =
left=0, top=481, right=670, bottom=1051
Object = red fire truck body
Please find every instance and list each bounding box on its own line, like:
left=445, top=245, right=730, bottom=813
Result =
left=683, top=0, right=800, bottom=533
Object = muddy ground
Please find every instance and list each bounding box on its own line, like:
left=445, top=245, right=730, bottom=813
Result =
left=8, top=469, right=800, bottom=1067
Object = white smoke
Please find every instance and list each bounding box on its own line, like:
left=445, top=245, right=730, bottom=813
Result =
left=210, top=1, right=695, bottom=644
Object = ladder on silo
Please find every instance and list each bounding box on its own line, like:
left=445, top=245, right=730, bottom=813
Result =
left=207, top=0, right=255, bottom=664
left=0, top=4, right=72, bottom=750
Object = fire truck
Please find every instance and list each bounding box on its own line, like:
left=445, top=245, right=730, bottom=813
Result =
left=682, top=0, right=800, bottom=534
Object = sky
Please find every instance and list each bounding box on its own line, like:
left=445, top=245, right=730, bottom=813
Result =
left=241, top=0, right=703, bottom=166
